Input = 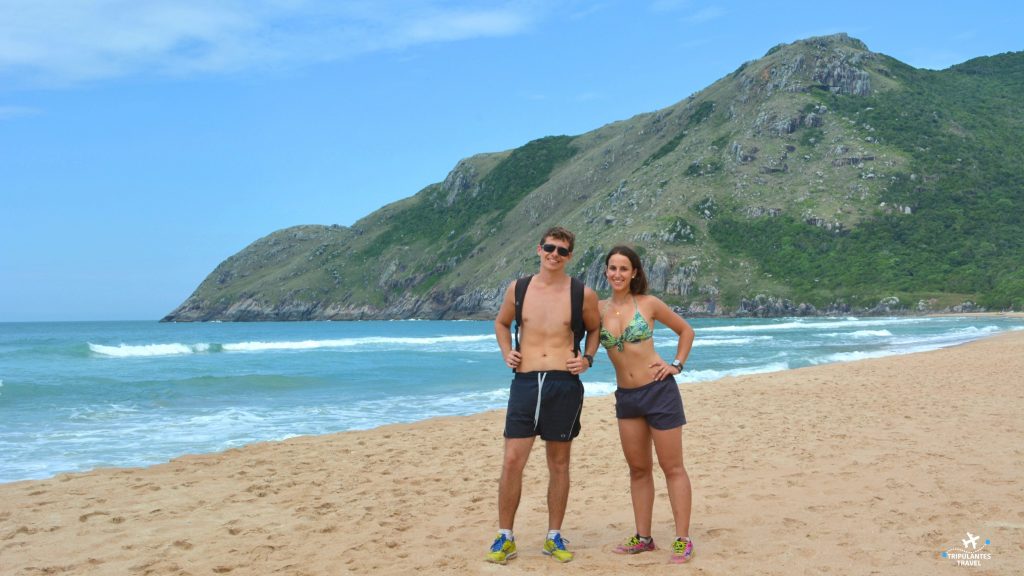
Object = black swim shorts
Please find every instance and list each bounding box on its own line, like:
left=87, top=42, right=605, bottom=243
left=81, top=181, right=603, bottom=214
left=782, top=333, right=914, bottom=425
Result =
left=504, top=371, right=584, bottom=441
left=614, top=375, right=686, bottom=430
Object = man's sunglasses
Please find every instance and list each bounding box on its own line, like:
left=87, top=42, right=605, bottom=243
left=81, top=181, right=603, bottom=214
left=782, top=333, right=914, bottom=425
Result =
left=541, top=243, right=571, bottom=257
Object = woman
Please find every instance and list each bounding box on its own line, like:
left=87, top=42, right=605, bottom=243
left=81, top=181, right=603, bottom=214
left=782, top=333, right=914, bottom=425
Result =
left=600, top=245, right=696, bottom=564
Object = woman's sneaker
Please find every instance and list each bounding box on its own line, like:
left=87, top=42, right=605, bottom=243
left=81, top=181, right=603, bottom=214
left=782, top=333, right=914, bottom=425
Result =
left=614, top=534, right=656, bottom=554
left=486, top=533, right=517, bottom=564
left=670, top=537, right=694, bottom=563
left=542, top=533, right=574, bottom=563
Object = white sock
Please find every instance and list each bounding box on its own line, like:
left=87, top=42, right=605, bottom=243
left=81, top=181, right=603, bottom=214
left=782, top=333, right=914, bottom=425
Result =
left=547, top=529, right=561, bottom=540
left=499, top=529, right=514, bottom=540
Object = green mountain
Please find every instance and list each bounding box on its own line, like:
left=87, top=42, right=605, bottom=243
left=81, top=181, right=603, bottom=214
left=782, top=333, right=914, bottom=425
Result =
left=163, top=34, right=1024, bottom=321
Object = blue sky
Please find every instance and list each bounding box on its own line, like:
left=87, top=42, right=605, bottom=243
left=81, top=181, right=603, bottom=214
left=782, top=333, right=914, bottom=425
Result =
left=2, top=1, right=1021, bottom=321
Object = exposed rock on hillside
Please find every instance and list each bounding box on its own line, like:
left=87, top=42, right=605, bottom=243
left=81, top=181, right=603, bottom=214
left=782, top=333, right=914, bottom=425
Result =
left=163, top=33, right=1024, bottom=321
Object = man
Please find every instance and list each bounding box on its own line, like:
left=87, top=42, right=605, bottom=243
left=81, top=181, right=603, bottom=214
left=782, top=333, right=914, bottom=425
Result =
left=487, top=226, right=601, bottom=565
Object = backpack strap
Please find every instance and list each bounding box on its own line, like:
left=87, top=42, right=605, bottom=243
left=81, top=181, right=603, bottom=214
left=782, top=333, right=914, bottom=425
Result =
left=513, top=274, right=585, bottom=358
left=512, top=275, right=533, bottom=353
left=570, top=276, right=585, bottom=356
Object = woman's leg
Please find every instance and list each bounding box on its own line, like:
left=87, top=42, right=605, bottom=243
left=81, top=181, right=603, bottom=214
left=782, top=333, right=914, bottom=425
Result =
left=651, top=425, right=692, bottom=538
left=618, top=417, right=654, bottom=536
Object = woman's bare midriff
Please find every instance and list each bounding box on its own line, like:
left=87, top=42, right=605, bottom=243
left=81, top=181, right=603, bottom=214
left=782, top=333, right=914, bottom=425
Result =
left=608, top=342, right=663, bottom=388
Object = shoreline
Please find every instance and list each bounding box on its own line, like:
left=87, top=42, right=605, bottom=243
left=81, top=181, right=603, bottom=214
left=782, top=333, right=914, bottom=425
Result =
left=679, top=309, right=1024, bottom=320
left=925, top=310, right=1024, bottom=318
left=6, top=310, right=1021, bottom=325
left=2, top=331, right=1022, bottom=574
left=4, top=316, right=1021, bottom=485
left=157, top=307, right=1024, bottom=323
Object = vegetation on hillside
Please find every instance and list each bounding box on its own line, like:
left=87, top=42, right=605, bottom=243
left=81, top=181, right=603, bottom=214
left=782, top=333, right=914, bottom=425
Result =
left=711, top=52, right=1024, bottom=309
left=362, top=135, right=577, bottom=260
left=165, top=37, right=1024, bottom=321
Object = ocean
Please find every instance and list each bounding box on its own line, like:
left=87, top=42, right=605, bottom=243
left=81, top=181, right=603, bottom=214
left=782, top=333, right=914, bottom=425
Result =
left=1, top=315, right=1021, bottom=483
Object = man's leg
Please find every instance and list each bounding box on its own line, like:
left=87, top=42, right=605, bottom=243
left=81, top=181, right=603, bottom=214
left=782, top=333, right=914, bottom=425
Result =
left=541, top=439, right=576, bottom=562
left=498, top=436, right=535, bottom=529
left=544, top=439, right=573, bottom=530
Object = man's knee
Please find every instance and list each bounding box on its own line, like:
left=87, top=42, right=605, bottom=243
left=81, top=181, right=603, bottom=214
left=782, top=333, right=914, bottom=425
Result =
left=502, top=438, right=534, bottom=472
left=502, top=454, right=529, bottom=476
left=545, top=441, right=572, bottom=472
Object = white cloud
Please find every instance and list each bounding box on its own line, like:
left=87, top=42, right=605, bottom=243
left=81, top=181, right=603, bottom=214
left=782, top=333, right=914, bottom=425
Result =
left=397, top=6, right=531, bottom=44
left=0, top=0, right=542, bottom=85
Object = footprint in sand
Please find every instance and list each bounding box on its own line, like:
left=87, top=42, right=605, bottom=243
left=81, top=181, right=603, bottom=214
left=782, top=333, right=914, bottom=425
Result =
left=781, top=517, right=807, bottom=529
left=78, top=511, right=110, bottom=523
left=704, top=527, right=734, bottom=539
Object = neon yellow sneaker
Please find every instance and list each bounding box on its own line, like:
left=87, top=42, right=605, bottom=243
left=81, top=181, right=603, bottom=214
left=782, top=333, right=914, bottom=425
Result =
left=670, top=537, right=694, bottom=563
left=542, top=533, right=574, bottom=563
left=614, top=534, right=656, bottom=554
left=486, top=533, right=517, bottom=565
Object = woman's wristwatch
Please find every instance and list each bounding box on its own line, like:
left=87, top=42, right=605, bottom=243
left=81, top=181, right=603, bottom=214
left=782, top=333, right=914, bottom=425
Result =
left=670, top=359, right=683, bottom=374
left=583, top=354, right=594, bottom=367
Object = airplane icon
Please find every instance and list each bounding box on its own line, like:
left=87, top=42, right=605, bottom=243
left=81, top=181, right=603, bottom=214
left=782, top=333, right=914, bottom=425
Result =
left=962, top=533, right=980, bottom=549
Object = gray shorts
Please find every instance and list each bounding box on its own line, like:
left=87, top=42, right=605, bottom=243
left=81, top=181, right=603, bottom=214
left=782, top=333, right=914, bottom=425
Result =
left=614, top=375, right=686, bottom=430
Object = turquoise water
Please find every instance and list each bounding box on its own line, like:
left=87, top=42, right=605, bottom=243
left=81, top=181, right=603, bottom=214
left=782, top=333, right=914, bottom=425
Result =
left=1, top=316, right=1021, bottom=483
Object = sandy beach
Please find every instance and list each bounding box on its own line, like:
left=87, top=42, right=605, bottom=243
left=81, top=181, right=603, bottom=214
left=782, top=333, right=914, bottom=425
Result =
left=2, top=330, right=1022, bottom=575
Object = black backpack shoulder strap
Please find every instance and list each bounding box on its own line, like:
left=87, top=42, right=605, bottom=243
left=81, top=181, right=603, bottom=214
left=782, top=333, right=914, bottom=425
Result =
left=513, top=275, right=533, bottom=352
left=570, top=276, right=585, bottom=355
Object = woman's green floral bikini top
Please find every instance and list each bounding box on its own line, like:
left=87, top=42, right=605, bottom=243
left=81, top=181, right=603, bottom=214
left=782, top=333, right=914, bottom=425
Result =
left=600, top=297, right=654, bottom=352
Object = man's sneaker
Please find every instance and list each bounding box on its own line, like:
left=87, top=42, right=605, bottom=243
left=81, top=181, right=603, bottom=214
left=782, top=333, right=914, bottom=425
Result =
left=486, top=534, right=517, bottom=565
left=614, top=534, right=656, bottom=554
left=670, top=537, right=694, bottom=563
left=542, top=533, right=574, bottom=563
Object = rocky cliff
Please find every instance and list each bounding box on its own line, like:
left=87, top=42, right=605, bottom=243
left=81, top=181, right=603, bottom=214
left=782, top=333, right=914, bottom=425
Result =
left=164, top=34, right=1024, bottom=321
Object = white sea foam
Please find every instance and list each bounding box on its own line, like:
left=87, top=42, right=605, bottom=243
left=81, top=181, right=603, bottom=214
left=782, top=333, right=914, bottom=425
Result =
left=677, top=361, right=790, bottom=383
left=583, top=380, right=619, bottom=397
left=810, top=350, right=896, bottom=364
left=699, top=317, right=930, bottom=333
left=67, top=403, right=142, bottom=422
left=221, top=334, right=494, bottom=352
left=889, top=325, right=1002, bottom=353
left=654, top=334, right=772, bottom=349
left=89, top=342, right=211, bottom=357
left=822, top=329, right=894, bottom=338
left=186, top=408, right=262, bottom=426
left=851, top=329, right=894, bottom=337
left=89, top=334, right=497, bottom=357
left=693, top=336, right=774, bottom=346
left=810, top=326, right=1005, bottom=364
left=699, top=321, right=812, bottom=332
